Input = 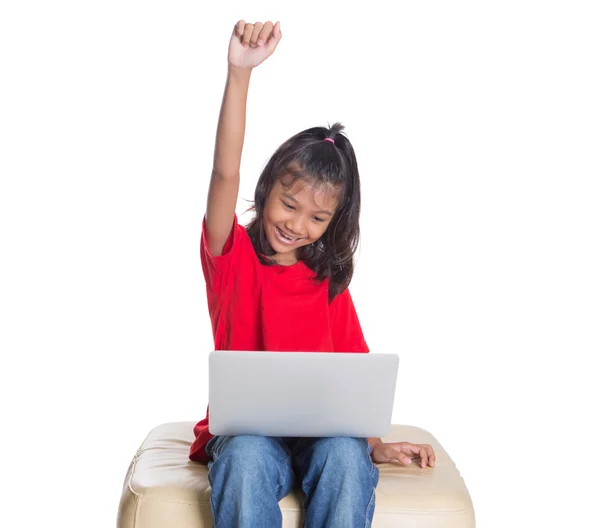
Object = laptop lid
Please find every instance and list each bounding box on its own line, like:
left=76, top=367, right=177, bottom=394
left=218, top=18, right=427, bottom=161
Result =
left=208, top=351, right=399, bottom=438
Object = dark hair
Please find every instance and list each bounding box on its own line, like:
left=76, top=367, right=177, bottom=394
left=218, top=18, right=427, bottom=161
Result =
left=246, top=122, right=361, bottom=302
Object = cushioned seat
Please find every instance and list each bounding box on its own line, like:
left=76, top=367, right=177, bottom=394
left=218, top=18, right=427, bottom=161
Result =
left=117, top=422, right=475, bottom=527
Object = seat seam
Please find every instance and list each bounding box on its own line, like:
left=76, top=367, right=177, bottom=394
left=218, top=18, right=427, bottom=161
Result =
left=373, top=505, right=474, bottom=514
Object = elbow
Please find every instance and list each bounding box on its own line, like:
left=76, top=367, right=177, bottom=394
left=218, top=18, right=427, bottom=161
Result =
left=211, top=168, right=240, bottom=183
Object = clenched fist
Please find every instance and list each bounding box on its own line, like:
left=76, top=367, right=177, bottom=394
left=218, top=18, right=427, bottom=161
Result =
left=228, top=20, right=282, bottom=70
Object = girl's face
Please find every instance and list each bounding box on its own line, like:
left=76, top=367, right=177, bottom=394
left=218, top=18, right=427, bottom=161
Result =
left=263, top=171, right=340, bottom=265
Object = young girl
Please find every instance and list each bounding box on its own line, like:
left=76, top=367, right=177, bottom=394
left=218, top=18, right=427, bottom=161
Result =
left=189, top=20, right=436, bottom=527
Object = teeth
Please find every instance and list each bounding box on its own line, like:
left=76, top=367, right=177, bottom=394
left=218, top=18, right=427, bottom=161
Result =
left=277, top=227, right=297, bottom=242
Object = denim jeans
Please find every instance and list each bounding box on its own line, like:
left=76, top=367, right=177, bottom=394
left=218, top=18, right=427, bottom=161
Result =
left=205, top=435, right=380, bottom=528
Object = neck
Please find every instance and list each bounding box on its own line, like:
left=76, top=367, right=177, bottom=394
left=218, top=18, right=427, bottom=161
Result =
left=273, top=252, right=299, bottom=266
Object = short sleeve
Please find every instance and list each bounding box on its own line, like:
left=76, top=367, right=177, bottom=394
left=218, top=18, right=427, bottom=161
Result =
left=329, top=288, right=369, bottom=353
left=200, top=214, right=239, bottom=293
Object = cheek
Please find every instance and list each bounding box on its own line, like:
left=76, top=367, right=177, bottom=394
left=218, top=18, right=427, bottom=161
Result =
left=262, top=201, right=278, bottom=222
left=307, top=222, right=329, bottom=241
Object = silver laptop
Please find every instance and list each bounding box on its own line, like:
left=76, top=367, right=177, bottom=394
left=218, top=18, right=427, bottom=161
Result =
left=208, top=351, right=399, bottom=438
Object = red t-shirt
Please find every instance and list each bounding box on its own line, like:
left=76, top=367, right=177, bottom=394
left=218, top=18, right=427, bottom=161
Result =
left=188, top=215, right=369, bottom=463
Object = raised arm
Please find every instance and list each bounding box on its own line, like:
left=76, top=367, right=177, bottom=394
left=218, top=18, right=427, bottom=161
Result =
left=205, top=20, right=282, bottom=256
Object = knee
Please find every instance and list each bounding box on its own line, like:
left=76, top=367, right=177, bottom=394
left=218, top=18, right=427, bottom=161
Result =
left=212, top=435, right=283, bottom=473
left=312, top=437, right=370, bottom=472
left=209, top=436, right=293, bottom=503
left=221, top=435, right=274, bottom=455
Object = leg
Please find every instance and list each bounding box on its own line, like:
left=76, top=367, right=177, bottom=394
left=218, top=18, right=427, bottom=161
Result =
left=206, top=435, right=296, bottom=528
left=292, top=437, right=379, bottom=528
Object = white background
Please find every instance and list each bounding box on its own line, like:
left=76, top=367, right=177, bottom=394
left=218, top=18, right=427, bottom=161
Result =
left=1, top=1, right=599, bottom=526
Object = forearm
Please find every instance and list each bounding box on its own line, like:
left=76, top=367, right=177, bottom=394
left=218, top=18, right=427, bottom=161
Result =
left=212, top=66, right=252, bottom=179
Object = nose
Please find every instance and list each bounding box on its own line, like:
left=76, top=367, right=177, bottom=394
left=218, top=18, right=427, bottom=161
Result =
left=285, top=215, right=305, bottom=236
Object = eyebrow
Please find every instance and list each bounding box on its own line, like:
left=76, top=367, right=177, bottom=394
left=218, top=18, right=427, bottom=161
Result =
left=281, top=193, right=333, bottom=216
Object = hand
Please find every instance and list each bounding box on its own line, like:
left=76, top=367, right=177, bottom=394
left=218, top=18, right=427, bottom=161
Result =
left=228, top=20, right=282, bottom=70
left=371, top=441, right=436, bottom=468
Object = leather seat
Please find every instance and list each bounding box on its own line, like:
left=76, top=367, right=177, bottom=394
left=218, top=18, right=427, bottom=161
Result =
left=117, top=422, right=475, bottom=527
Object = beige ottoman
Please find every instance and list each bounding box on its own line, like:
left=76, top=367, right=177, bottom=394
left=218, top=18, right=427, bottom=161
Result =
left=117, top=422, right=475, bottom=527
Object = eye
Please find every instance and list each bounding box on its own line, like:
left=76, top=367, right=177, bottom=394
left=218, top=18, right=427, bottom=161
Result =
left=282, top=201, right=295, bottom=210
left=312, top=216, right=325, bottom=223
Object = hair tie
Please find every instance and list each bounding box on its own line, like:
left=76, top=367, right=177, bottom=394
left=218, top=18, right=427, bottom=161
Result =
left=324, top=138, right=335, bottom=144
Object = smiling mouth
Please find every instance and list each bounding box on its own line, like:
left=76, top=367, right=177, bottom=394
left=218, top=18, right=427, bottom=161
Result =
left=275, top=226, right=302, bottom=245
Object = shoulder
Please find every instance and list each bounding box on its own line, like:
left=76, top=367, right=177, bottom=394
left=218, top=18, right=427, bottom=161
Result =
left=202, top=214, right=256, bottom=259
left=200, top=215, right=260, bottom=292
left=329, top=286, right=352, bottom=307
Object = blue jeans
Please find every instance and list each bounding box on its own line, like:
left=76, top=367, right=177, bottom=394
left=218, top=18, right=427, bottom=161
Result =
left=205, top=435, right=380, bottom=528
